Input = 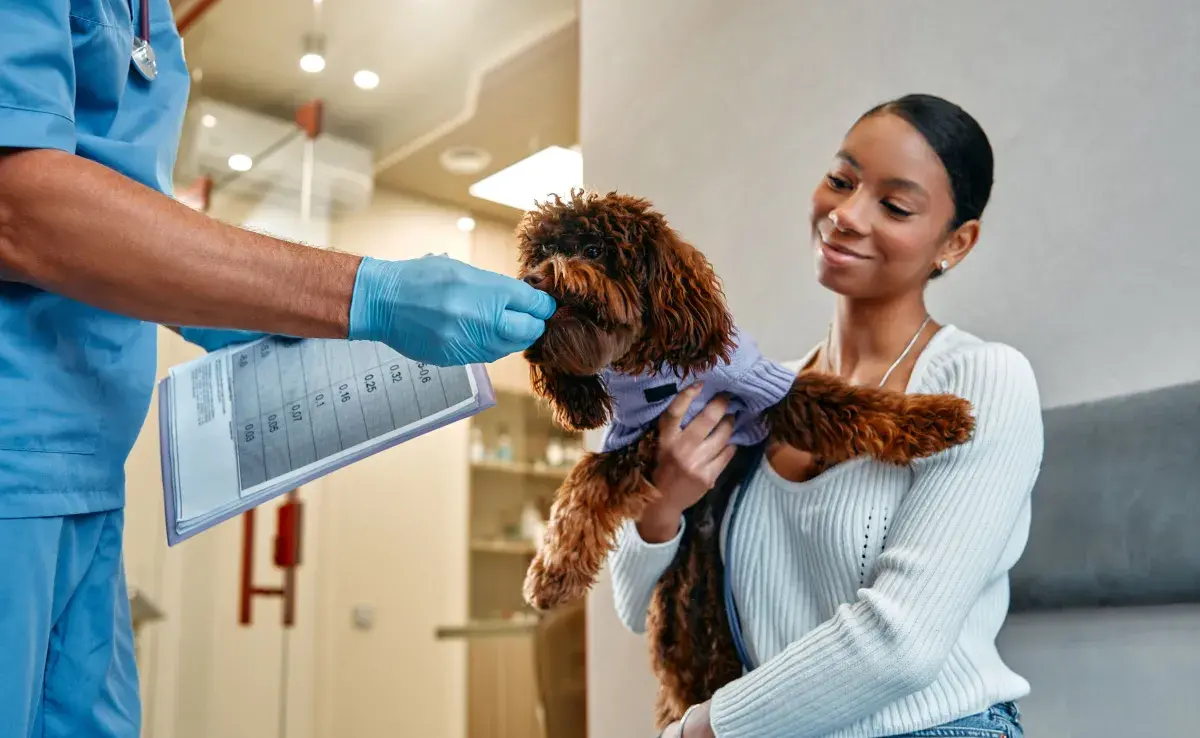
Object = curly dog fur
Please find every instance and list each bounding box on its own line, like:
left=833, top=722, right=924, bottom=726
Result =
left=514, top=189, right=974, bottom=728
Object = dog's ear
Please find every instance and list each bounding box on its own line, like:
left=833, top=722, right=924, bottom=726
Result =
left=530, top=364, right=613, bottom=431
left=637, top=222, right=735, bottom=374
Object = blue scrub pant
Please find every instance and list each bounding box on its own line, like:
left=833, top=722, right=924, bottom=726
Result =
left=0, top=510, right=140, bottom=737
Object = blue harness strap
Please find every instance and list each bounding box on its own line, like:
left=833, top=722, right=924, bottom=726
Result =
left=654, top=446, right=765, bottom=736
left=722, top=443, right=767, bottom=673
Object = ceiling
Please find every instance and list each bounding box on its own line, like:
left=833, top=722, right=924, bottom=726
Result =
left=175, top=0, right=579, bottom=223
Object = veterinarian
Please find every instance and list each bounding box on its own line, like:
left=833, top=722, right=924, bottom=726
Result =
left=0, top=3, right=555, bottom=736
left=613, top=94, right=1043, bottom=738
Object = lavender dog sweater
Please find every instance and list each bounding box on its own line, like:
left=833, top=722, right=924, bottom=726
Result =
left=598, top=327, right=797, bottom=452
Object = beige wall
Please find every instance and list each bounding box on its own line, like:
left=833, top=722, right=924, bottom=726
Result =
left=123, top=187, right=526, bottom=738
left=314, top=188, right=475, bottom=738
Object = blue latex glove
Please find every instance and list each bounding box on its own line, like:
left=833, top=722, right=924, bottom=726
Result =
left=348, top=254, right=556, bottom=366
left=178, top=327, right=270, bottom=352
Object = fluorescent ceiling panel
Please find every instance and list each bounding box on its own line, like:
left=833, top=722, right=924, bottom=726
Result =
left=468, top=145, right=582, bottom=212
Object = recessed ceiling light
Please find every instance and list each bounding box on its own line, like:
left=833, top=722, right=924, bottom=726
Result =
left=440, top=146, right=492, bottom=176
left=457, top=216, right=477, bottom=233
left=300, top=53, right=325, bottom=73
left=354, top=70, right=380, bottom=90
left=227, top=154, right=253, bottom=172
left=300, top=33, right=326, bottom=73
left=468, top=145, right=582, bottom=212
left=201, top=114, right=217, bottom=128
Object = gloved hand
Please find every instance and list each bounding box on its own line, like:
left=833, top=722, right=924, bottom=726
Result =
left=348, top=254, right=556, bottom=366
left=178, top=327, right=270, bottom=352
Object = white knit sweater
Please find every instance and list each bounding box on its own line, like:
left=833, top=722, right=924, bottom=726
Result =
left=607, top=325, right=1044, bottom=738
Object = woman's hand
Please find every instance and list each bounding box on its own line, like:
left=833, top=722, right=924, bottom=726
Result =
left=661, top=701, right=716, bottom=738
left=637, top=384, right=737, bottom=543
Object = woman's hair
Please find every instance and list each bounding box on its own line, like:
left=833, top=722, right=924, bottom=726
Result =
left=859, top=93, right=994, bottom=230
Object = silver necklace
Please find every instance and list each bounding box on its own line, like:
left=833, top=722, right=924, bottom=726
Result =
left=823, top=314, right=932, bottom=388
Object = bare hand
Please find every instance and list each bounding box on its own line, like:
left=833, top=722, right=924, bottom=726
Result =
left=661, top=701, right=715, bottom=738
left=637, top=384, right=737, bottom=543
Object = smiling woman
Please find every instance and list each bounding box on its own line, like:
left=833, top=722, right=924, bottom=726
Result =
left=812, top=94, right=994, bottom=299
left=611, top=93, right=1044, bottom=738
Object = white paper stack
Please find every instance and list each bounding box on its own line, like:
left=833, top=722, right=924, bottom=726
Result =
left=158, top=336, right=495, bottom=545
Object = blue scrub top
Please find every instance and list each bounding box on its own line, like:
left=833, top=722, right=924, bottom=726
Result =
left=0, top=0, right=191, bottom=517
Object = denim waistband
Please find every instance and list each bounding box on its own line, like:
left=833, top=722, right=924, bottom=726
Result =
left=990, top=701, right=1021, bottom=724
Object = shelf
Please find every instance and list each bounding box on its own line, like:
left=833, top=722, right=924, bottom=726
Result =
left=435, top=616, right=539, bottom=640
left=471, top=538, right=538, bottom=555
left=470, top=459, right=573, bottom=480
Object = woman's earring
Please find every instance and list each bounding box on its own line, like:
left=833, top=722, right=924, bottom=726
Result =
left=938, top=259, right=950, bottom=272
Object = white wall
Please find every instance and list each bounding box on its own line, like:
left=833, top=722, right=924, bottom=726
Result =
left=579, top=1, right=1200, bottom=736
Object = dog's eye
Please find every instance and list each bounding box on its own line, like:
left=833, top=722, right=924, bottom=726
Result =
left=582, top=245, right=602, bottom=259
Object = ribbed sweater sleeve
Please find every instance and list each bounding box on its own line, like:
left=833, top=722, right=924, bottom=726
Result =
left=608, top=517, right=685, bottom=633
left=708, top=343, right=1044, bottom=738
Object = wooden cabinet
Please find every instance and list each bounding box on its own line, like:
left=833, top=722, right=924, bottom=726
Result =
left=466, top=633, right=543, bottom=738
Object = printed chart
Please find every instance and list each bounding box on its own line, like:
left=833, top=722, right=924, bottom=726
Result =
left=229, top=338, right=474, bottom=492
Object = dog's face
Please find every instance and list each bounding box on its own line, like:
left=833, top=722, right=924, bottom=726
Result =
left=515, top=190, right=735, bottom=382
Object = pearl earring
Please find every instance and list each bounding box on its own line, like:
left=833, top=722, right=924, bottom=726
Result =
left=939, top=259, right=949, bottom=271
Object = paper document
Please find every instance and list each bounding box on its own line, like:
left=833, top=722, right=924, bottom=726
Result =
left=158, top=336, right=495, bottom=545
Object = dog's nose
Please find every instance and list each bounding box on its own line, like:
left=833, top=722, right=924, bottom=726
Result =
left=522, top=273, right=548, bottom=290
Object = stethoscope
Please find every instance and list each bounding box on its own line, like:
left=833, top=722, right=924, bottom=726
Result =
left=129, top=0, right=158, bottom=82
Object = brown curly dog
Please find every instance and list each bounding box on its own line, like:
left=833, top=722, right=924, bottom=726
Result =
left=514, top=189, right=974, bottom=727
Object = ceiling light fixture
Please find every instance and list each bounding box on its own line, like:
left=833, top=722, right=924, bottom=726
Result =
left=354, top=70, right=380, bottom=90
left=440, top=145, right=492, bottom=176
left=468, top=145, right=582, bottom=212
left=300, top=33, right=326, bottom=74
left=457, top=216, right=477, bottom=233
left=300, top=53, right=325, bottom=73
left=227, top=154, right=253, bottom=172
left=201, top=114, right=217, bottom=128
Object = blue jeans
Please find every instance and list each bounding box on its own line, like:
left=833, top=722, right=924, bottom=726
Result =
left=888, top=702, right=1023, bottom=737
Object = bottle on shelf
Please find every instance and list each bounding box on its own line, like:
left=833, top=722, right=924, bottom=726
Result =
left=520, top=500, right=546, bottom=549
left=494, top=425, right=513, bottom=463
left=545, top=433, right=566, bottom=467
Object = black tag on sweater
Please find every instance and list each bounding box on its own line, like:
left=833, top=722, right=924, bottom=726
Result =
left=642, top=382, right=678, bottom=403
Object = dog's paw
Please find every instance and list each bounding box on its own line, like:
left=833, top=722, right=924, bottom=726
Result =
left=877, top=393, right=975, bottom=465
left=522, top=554, right=594, bottom=611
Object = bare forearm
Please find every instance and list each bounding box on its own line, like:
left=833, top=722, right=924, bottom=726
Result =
left=0, top=148, right=360, bottom=337
left=637, top=504, right=683, bottom=543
